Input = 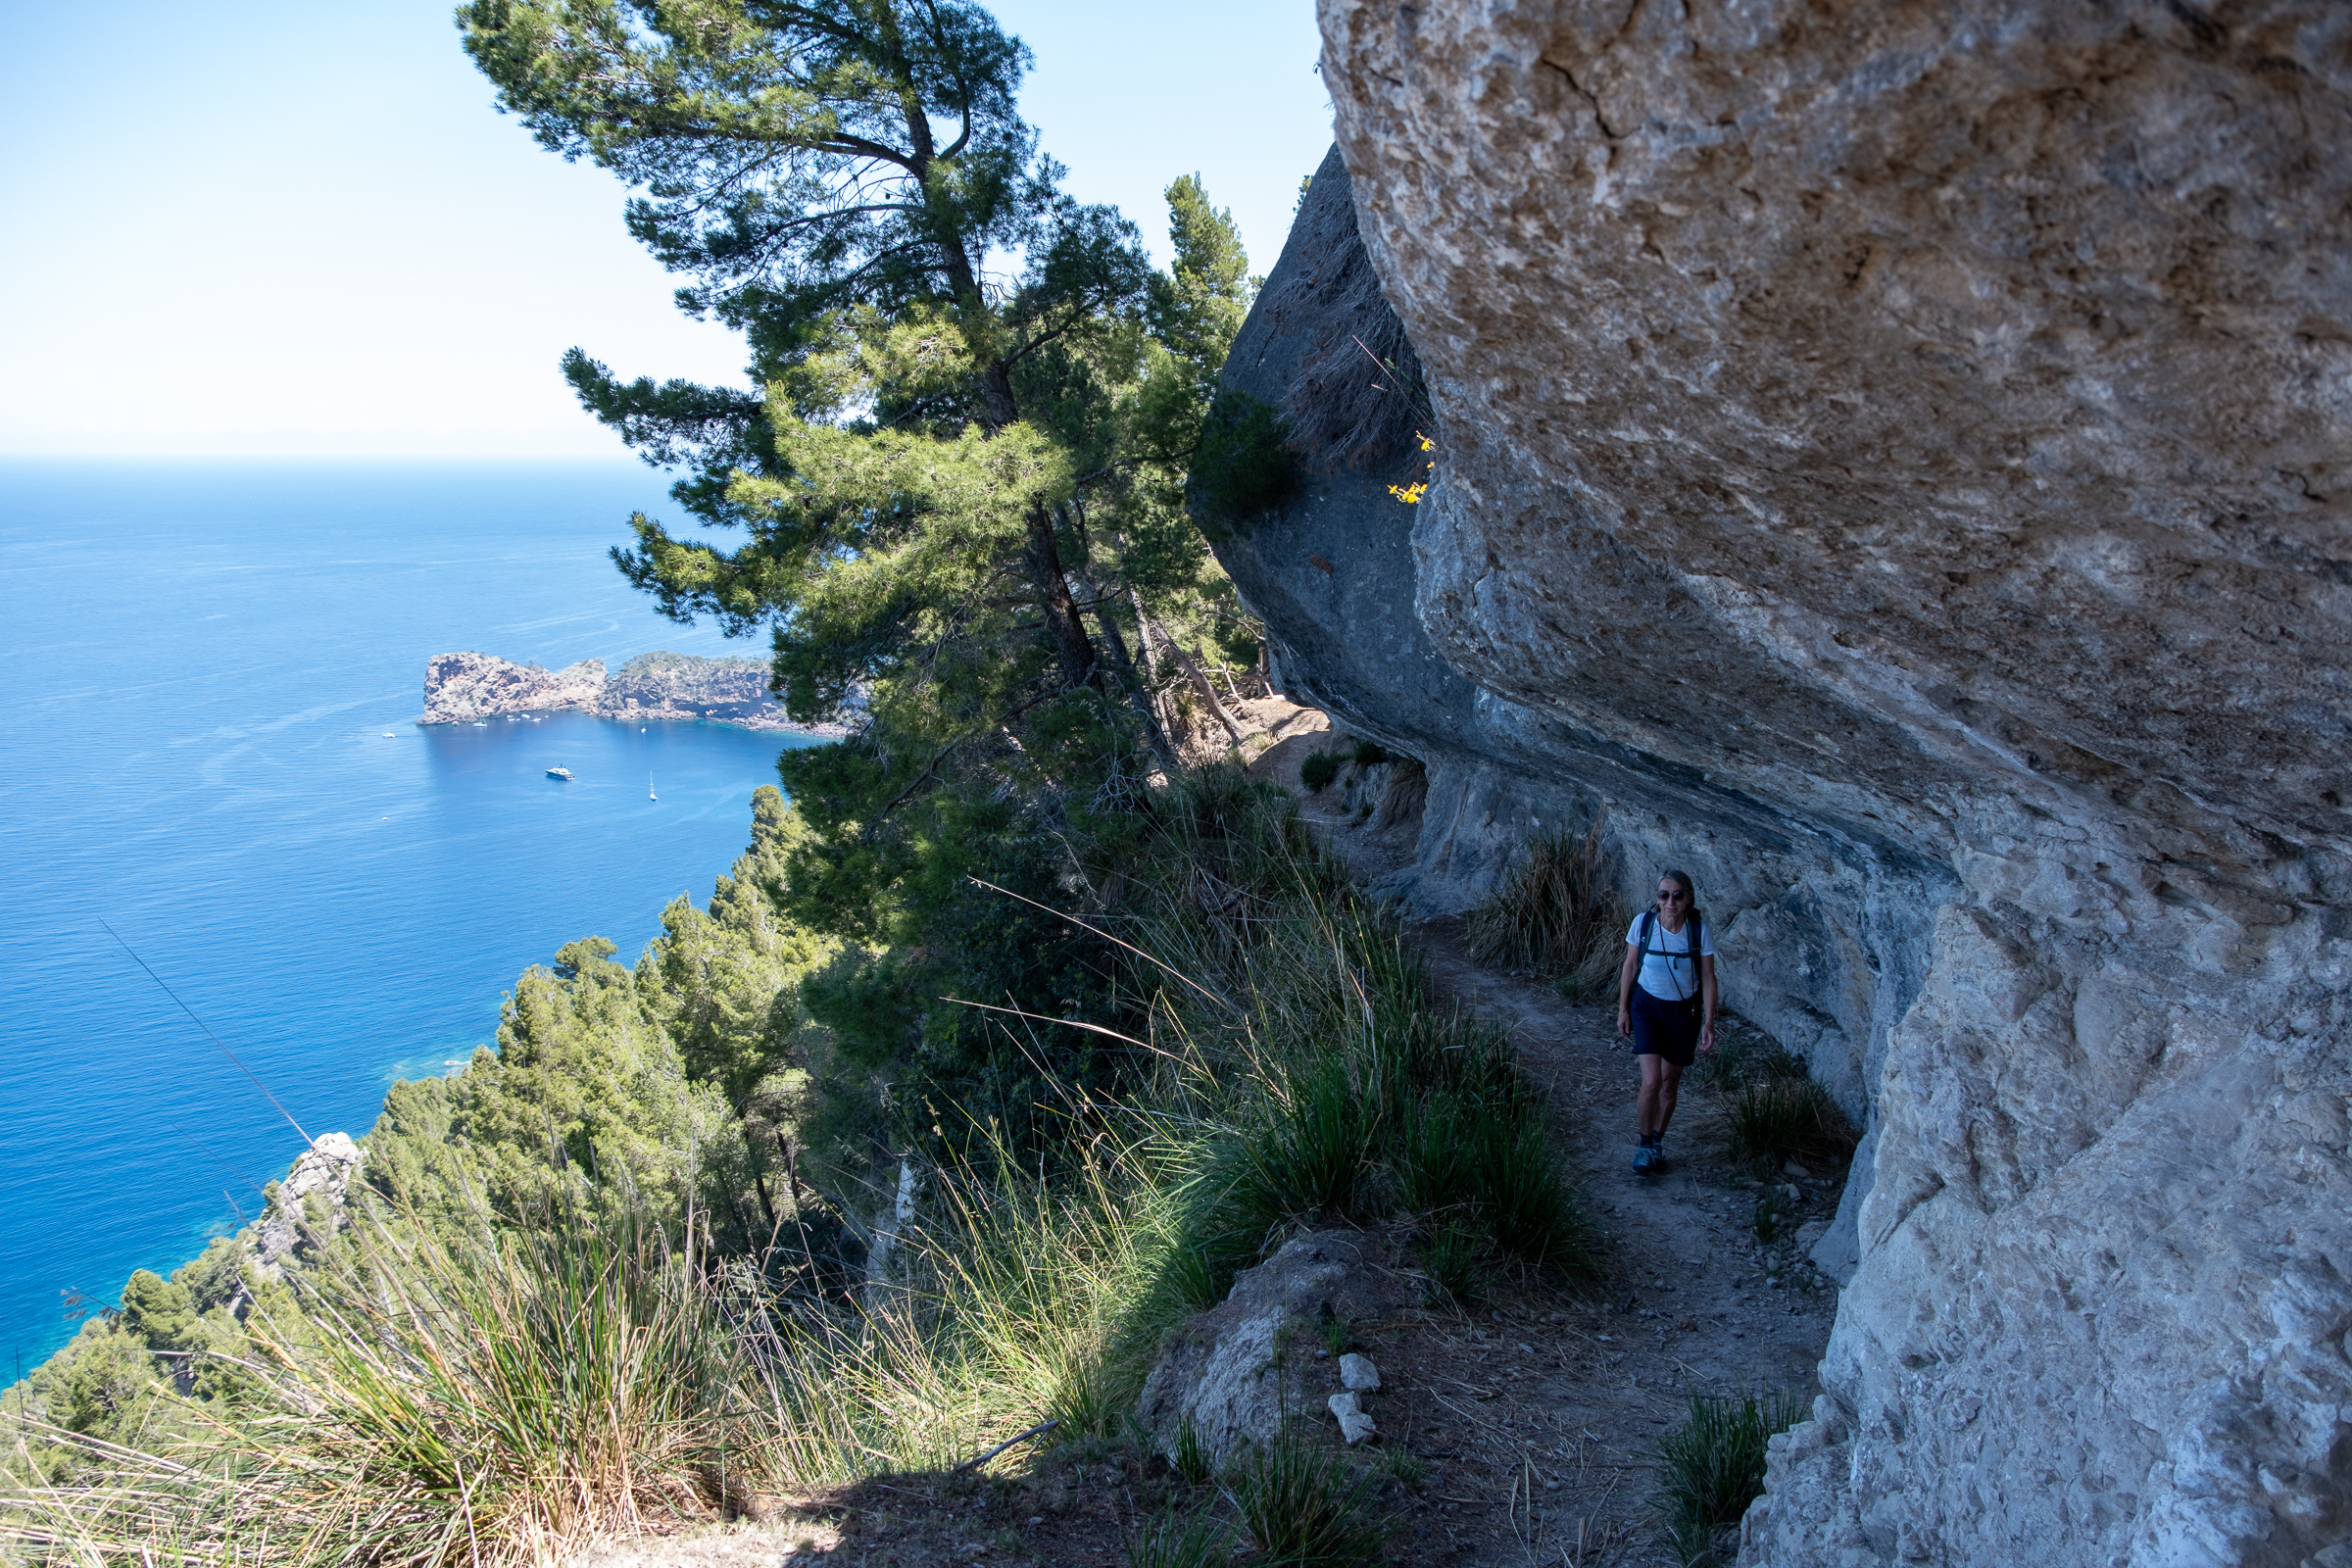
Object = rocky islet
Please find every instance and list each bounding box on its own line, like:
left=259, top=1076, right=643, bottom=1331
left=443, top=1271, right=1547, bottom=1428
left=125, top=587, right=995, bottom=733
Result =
left=417, top=649, right=846, bottom=734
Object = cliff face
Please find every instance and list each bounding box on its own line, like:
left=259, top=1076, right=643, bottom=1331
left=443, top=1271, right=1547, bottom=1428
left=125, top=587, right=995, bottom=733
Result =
left=1208, top=5, right=2352, bottom=1563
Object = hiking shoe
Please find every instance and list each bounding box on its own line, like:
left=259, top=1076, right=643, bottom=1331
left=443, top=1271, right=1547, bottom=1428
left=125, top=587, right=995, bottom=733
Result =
left=1632, top=1142, right=1656, bottom=1174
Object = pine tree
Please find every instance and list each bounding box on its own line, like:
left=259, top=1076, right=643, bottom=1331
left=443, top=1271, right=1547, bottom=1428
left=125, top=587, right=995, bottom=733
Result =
left=461, top=1, right=1262, bottom=1149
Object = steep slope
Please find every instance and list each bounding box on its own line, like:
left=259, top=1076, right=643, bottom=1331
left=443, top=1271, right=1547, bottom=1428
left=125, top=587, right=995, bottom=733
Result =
left=1206, top=4, right=2352, bottom=1564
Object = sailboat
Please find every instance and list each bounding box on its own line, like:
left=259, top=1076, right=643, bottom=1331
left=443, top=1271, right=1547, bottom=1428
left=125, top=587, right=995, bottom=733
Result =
left=649, top=772, right=658, bottom=802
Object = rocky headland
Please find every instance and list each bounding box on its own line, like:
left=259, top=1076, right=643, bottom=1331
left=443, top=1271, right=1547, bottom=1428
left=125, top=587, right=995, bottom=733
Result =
left=418, top=650, right=844, bottom=735
left=1200, top=5, right=2352, bottom=1564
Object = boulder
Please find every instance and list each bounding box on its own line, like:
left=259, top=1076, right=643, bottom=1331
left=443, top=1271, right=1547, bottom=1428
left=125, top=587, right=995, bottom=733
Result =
left=1137, top=1231, right=1398, bottom=1464
left=249, top=1132, right=364, bottom=1273
left=1191, top=4, right=2352, bottom=1563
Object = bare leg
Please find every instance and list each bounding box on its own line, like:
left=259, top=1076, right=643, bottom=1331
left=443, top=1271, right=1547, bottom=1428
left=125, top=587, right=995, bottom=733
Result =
left=1637, top=1056, right=1687, bottom=1138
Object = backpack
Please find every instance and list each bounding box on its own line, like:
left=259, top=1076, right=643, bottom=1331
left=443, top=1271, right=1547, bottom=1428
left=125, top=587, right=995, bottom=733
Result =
left=1636, top=907, right=1705, bottom=1004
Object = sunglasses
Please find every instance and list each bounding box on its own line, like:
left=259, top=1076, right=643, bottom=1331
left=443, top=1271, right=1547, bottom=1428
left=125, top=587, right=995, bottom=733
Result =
left=1655, top=891, right=1687, bottom=903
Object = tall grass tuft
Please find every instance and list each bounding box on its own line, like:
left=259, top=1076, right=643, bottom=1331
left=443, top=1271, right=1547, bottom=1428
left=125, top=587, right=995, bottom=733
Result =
left=1464, top=824, right=1629, bottom=1001
left=1650, top=1391, right=1806, bottom=1565
left=1125, top=769, right=1599, bottom=1298
left=1725, top=1080, right=1858, bottom=1174
left=6, top=1202, right=747, bottom=1567
left=1225, top=1436, right=1390, bottom=1567
left=1127, top=1509, right=1229, bottom=1568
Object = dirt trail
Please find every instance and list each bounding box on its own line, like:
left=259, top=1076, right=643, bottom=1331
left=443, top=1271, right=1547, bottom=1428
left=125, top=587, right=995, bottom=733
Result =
left=1257, top=712, right=1846, bottom=1565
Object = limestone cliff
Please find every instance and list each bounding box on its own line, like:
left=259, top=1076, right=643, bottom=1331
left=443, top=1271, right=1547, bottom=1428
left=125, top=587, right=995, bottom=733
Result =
left=1206, top=4, right=2352, bottom=1563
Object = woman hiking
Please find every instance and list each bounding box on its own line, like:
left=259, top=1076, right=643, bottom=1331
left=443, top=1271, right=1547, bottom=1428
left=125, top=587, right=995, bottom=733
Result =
left=1616, top=869, right=1716, bottom=1173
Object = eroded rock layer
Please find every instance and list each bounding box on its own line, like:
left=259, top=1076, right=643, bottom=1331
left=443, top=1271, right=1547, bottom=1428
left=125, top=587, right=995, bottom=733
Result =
left=1204, top=4, right=2352, bottom=1563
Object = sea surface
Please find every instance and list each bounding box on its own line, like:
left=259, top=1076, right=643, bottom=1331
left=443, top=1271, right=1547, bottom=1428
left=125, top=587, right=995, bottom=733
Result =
left=0, top=461, right=827, bottom=1374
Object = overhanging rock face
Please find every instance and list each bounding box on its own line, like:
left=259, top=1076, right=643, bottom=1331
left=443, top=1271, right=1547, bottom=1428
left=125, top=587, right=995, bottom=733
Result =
left=1202, top=4, right=2352, bottom=1563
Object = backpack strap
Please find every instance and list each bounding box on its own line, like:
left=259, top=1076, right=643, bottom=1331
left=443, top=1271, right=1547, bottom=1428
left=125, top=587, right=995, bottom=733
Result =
left=1637, top=908, right=1699, bottom=1002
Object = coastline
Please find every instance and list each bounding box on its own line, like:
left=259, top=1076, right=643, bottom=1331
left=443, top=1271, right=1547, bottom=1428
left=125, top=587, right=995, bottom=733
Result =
left=418, top=708, right=851, bottom=739
left=416, top=649, right=854, bottom=738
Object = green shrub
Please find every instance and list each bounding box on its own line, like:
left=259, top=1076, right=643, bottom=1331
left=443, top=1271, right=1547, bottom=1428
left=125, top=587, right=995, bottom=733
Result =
left=1726, top=1079, right=1857, bottom=1173
left=1650, top=1392, right=1806, bottom=1565
left=1228, top=1056, right=1383, bottom=1226
left=1348, top=738, right=1390, bottom=768
left=1395, top=1093, right=1480, bottom=1214
left=1465, top=825, right=1629, bottom=1001
left=1693, top=1030, right=1812, bottom=1090
left=1225, top=1436, right=1390, bottom=1566
left=1299, top=749, right=1343, bottom=792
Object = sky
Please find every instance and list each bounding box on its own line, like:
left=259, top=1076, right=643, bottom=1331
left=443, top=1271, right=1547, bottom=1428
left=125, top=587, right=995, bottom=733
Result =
left=0, top=1, right=1333, bottom=460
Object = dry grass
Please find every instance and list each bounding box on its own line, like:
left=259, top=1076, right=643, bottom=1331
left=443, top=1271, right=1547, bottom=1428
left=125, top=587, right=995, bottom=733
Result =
left=1464, top=825, right=1630, bottom=1002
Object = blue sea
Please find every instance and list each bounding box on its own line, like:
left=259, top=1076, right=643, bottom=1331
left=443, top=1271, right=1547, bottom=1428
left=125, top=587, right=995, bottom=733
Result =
left=0, top=461, right=828, bottom=1374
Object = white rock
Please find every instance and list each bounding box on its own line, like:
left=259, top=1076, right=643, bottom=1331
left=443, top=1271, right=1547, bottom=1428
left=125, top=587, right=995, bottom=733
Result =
left=1338, top=1352, right=1381, bottom=1392
left=1327, top=1391, right=1377, bottom=1446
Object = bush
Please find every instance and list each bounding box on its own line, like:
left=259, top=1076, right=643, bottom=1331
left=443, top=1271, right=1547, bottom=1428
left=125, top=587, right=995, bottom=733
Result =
left=1348, top=738, right=1389, bottom=769
left=1228, top=1055, right=1383, bottom=1226
left=1726, top=1079, right=1857, bottom=1174
left=1465, top=825, right=1629, bottom=1001
left=7, top=1203, right=748, bottom=1567
left=1225, top=1436, right=1390, bottom=1566
left=1650, top=1392, right=1806, bottom=1565
left=1299, top=749, right=1343, bottom=792
left=1469, top=1117, right=1596, bottom=1271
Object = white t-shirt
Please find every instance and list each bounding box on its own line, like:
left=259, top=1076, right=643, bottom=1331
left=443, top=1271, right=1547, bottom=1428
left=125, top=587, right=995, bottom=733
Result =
left=1627, top=911, right=1713, bottom=1001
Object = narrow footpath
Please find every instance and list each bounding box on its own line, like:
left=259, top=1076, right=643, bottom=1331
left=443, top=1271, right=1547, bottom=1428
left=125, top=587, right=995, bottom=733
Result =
left=1260, top=709, right=1846, bottom=1565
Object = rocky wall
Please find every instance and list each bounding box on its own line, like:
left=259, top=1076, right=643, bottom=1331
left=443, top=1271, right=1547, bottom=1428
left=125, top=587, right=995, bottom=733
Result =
left=1202, top=3, right=2352, bottom=1562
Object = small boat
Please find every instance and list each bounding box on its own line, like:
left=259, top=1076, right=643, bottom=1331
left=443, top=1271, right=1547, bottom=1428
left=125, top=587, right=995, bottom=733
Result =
left=547, top=766, right=573, bottom=781
left=649, top=773, right=658, bottom=802
left=381, top=732, right=395, bottom=738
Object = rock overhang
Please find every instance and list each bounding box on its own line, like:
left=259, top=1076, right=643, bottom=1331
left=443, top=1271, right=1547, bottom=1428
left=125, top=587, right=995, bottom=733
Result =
left=1201, top=5, right=2352, bottom=1563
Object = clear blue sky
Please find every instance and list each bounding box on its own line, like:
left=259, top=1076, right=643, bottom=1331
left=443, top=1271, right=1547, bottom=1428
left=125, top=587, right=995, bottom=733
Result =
left=0, top=1, right=1332, bottom=459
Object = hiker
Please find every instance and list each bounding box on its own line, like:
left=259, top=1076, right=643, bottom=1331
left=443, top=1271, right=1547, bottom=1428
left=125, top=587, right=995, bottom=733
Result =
left=1616, top=868, right=1715, bottom=1173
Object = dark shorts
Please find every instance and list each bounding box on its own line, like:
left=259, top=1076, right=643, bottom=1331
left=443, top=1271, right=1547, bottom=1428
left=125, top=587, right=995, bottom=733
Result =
left=1630, top=986, right=1701, bottom=1068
